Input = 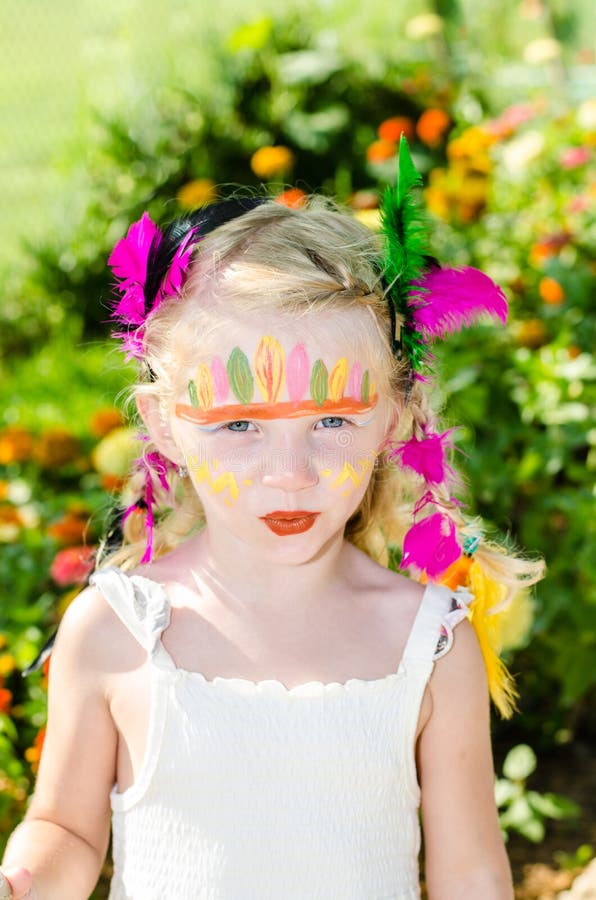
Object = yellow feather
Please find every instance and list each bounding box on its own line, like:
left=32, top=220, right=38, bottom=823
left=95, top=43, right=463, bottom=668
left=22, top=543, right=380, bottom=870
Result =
left=467, top=561, right=518, bottom=719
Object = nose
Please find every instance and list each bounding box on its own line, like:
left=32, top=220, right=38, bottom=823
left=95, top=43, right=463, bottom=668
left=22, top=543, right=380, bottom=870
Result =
left=261, top=448, right=319, bottom=492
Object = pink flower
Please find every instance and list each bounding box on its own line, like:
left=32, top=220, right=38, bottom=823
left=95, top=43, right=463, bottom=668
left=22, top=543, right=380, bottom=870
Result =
left=50, top=546, right=96, bottom=586
left=400, top=512, right=462, bottom=578
left=559, top=146, right=591, bottom=170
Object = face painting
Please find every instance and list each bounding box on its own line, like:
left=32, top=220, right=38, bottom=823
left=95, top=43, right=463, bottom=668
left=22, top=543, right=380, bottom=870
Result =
left=170, top=328, right=391, bottom=562
left=175, top=335, right=377, bottom=425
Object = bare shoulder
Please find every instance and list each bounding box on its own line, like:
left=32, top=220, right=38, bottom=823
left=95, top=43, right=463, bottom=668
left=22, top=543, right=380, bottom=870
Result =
left=431, top=618, right=487, bottom=694
left=341, top=541, right=426, bottom=644
left=52, top=582, right=146, bottom=680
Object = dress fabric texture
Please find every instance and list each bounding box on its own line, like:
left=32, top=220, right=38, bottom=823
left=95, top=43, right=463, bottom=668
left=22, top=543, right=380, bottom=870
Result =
left=90, top=567, right=469, bottom=900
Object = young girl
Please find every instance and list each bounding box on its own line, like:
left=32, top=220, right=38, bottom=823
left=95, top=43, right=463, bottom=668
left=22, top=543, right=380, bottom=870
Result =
left=1, top=141, right=543, bottom=899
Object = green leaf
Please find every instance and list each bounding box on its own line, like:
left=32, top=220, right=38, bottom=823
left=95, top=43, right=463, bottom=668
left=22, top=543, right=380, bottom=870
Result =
left=277, top=50, right=344, bottom=86
left=494, top=778, right=518, bottom=807
left=527, top=791, right=581, bottom=820
left=227, top=17, right=272, bottom=53
left=502, top=744, right=537, bottom=781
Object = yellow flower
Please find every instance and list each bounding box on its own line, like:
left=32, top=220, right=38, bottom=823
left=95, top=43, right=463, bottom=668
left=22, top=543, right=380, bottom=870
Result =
left=405, top=13, right=444, bottom=40
left=524, top=37, right=562, bottom=64
left=353, top=209, right=381, bottom=230
left=0, top=653, right=16, bottom=676
left=250, top=146, right=295, bottom=179
left=177, top=179, right=217, bottom=210
left=91, top=427, right=139, bottom=477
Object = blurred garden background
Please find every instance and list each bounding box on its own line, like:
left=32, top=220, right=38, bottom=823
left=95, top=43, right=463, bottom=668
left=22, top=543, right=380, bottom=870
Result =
left=0, top=0, right=595, bottom=896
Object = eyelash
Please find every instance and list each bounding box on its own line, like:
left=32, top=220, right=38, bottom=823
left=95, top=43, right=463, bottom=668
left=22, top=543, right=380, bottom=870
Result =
left=217, top=417, right=355, bottom=433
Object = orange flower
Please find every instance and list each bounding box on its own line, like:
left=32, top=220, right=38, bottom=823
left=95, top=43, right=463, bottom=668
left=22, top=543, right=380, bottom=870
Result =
left=89, top=408, right=124, bottom=438
left=100, top=473, right=126, bottom=492
left=50, top=546, right=96, bottom=587
left=177, top=178, right=217, bottom=210
left=276, top=188, right=307, bottom=209
left=349, top=190, right=379, bottom=210
left=250, top=146, right=295, bottom=179
left=0, top=686, right=12, bottom=715
left=529, top=232, right=571, bottom=267
left=0, top=426, right=34, bottom=465
left=416, top=108, right=451, bottom=146
left=515, top=319, right=548, bottom=349
left=377, top=116, right=415, bottom=143
left=25, top=727, right=46, bottom=773
left=35, top=429, right=81, bottom=469
left=539, top=277, right=565, bottom=305
left=47, top=509, right=91, bottom=546
left=366, top=139, right=398, bottom=164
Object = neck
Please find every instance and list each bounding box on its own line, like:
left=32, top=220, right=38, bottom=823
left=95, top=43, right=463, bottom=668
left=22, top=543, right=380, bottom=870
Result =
left=187, top=527, right=350, bottom=615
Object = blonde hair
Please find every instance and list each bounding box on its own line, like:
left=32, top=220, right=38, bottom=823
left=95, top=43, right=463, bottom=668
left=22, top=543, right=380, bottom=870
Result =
left=102, top=198, right=544, bottom=616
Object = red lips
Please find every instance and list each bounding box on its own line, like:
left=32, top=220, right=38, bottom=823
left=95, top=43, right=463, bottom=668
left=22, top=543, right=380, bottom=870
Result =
left=259, top=510, right=320, bottom=536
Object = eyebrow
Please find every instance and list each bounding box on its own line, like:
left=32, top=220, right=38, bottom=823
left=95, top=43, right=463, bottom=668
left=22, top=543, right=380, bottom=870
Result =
left=175, top=395, right=378, bottom=425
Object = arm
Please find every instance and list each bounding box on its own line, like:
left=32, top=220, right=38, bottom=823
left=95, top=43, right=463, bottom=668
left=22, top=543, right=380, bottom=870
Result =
left=418, top=620, right=513, bottom=900
left=1, top=588, right=120, bottom=900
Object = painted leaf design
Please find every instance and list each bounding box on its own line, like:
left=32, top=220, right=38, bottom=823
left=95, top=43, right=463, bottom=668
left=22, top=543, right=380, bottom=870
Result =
left=310, top=359, right=329, bottom=406
left=210, top=355, right=230, bottom=404
left=286, top=343, right=309, bottom=401
left=254, top=335, right=286, bottom=403
left=361, top=370, right=370, bottom=403
left=347, top=362, right=363, bottom=399
left=196, top=363, right=214, bottom=411
left=227, top=347, right=254, bottom=404
left=328, top=357, right=348, bottom=401
left=188, top=379, right=199, bottom=409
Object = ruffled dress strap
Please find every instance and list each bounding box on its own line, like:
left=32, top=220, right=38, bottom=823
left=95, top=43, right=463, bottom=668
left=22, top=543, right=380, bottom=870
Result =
left=402, top=582, right=472, bottom=665
left=89, top=566, right=173, bottom=667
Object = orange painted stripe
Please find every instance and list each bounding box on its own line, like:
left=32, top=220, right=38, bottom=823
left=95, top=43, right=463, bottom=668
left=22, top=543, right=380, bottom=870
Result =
left=175, top=396, right=378, bottom=425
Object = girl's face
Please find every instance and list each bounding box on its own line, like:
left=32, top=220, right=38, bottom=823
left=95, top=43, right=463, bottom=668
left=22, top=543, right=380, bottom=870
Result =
left=169, top=317, right=394, bottom=564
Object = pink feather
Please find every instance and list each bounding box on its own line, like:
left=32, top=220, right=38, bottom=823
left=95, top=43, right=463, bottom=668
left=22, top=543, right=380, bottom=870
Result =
left=156, top=227, right=199, bottom=309
left=108, top=213, right=162, bottom=326
left=400, top=512, right=462, bottom=577
left=409, top=266, right=508, bottom=338
left=389, top=426, right=456, bottom=485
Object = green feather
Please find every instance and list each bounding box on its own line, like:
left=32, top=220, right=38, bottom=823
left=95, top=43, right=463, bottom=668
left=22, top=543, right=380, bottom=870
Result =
left=379, top=135, right=431, bottom=370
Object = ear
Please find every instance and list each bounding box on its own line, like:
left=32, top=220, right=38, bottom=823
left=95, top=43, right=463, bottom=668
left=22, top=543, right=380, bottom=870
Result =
left=136, top=394, right=185, bottom=465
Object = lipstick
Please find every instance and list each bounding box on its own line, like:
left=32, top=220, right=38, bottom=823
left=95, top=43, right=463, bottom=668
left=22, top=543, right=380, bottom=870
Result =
left=259, top=510, right=320, bottom=536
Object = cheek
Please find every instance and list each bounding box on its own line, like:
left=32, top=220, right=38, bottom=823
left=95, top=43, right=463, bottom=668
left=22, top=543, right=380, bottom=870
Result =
left=320, top=450, right=377, bottom=499
left=186, top=454, right=254, bottom=508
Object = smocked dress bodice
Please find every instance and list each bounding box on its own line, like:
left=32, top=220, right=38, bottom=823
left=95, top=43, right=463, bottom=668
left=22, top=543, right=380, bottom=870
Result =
left=90, top=567, right=470, bottom=900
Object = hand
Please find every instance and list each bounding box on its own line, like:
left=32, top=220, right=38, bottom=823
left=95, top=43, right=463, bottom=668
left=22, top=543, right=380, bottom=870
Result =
left=0, top=868, right=36, bottom=899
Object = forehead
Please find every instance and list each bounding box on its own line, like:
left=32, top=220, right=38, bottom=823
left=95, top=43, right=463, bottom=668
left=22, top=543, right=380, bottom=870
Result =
left=173, top=311, right=387, bottom=425
left=182, top=308, right=383, bottom=373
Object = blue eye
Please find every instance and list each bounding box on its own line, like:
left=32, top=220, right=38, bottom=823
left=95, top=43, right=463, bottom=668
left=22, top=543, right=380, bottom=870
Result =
left=317, top=416, right=345, bottom=428
left=226, top=420, right=252, bottom=432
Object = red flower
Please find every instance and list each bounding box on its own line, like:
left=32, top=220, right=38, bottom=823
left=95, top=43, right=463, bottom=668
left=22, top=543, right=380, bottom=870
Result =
left=276, top=188, right=307, bottom=209
left=0, top=686, right=12, bottom=714
left=377, top=116, right=415, bottom=143
left=50, top=546, right=96, bottom=587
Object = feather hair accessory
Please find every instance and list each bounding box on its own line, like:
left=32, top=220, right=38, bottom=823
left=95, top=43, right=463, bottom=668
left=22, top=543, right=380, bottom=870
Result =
left=379, top=135, right=509, bottom=374
left=107, top=198, right=268, bottom=563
